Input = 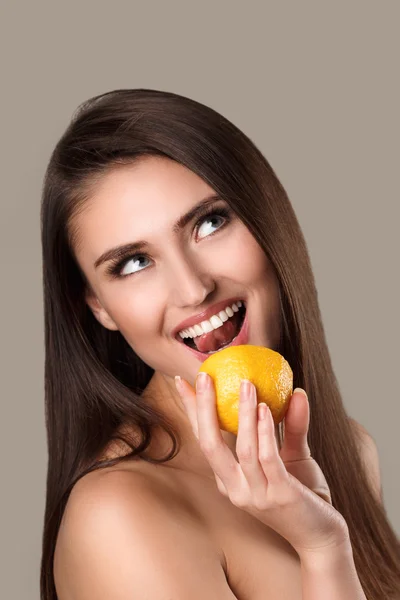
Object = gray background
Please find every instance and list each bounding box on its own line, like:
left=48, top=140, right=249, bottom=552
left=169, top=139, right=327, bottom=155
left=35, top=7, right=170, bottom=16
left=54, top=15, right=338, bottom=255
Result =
left=1, top=2, right=399, bottom=598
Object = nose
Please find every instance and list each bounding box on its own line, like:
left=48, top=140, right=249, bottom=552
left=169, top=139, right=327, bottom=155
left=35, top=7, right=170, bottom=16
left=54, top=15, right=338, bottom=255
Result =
left=167, top=250, right=215, bottom=308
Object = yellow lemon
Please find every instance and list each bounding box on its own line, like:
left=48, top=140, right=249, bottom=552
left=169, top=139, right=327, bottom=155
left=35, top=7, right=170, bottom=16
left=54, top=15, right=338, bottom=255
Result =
left=198, top=345, right=293, bottom=435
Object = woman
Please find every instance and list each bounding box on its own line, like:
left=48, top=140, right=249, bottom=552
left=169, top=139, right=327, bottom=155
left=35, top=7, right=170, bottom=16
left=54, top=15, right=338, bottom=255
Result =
left=40, top=88, right=400, bottom=599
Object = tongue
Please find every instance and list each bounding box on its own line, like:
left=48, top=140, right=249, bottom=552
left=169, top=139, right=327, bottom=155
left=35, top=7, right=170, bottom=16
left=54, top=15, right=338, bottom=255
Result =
left=194, top=311, right=241, bottom=353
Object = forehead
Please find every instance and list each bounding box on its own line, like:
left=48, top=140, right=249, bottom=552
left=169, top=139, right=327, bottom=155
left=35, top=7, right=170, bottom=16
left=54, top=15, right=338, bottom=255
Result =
left=89, top=156, right=211, bottom=213
left=72, top=156, right=214, bottom=269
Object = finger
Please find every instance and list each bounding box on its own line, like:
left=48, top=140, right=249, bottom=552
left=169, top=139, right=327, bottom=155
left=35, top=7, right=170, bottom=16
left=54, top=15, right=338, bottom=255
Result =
left=280, top=388, right=311, bottom=463
left=236, top=381, right=269, bottom=494
left=214, top=472, right=230, bottom=496
left=258, top=403, right=288, bottom=485
left=195, top=373, right=241, bottom=492
left=175, top=375, right=231, bottom=497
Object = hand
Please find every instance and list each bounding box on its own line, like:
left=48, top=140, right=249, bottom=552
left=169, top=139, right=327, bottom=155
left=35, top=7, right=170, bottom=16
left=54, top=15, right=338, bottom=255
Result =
left=174, top=372, right=350, bottom=557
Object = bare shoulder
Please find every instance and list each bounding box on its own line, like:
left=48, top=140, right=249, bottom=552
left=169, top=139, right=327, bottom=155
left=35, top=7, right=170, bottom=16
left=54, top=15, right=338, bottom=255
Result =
left=54, top=464, right=237, bottom=600
left=348, top=417, right=383, bottom=504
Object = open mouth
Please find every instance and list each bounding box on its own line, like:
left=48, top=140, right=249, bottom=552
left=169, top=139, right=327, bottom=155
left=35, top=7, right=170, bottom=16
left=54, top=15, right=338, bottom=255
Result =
left=179, top=302, right=247, bottom=355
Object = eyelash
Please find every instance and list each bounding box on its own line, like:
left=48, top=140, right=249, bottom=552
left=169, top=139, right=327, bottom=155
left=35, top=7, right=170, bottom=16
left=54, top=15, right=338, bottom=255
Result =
left=106, top=206, right=232, bottom=279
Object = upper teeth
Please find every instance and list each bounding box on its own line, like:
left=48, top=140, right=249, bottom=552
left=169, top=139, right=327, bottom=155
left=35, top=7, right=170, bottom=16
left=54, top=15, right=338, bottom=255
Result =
left=178, top=301, right=244, bottom=340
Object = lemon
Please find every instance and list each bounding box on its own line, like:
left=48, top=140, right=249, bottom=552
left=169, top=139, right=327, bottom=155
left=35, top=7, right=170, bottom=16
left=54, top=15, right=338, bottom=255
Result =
left=198, top=345, right=293, bottom=435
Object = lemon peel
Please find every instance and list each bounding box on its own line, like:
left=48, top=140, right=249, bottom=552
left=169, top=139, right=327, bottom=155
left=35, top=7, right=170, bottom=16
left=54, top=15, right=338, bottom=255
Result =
left=198, top=345, right=293, bottom=435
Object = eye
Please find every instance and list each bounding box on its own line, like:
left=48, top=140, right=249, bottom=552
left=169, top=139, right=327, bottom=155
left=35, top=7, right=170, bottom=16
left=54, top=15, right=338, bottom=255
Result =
left=107, top=206, right=232, bottom=278
left=118, top=254, right=152, bottom=277
left=194, top=207, right=230, bottom=240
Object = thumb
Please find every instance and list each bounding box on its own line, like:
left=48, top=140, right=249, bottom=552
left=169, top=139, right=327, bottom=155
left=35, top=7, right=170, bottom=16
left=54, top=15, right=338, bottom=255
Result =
left=279, top=388, right=311, bottom=463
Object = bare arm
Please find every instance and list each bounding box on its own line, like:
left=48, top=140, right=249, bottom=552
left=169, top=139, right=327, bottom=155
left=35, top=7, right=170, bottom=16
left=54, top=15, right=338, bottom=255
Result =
left=54, top=470, right=238, bottom=600
left=299, top=539, right=367, bottom=600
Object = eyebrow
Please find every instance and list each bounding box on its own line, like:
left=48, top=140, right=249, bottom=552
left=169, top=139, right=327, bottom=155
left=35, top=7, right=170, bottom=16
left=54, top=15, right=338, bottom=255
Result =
left=94, top=193, right=224, bottom=270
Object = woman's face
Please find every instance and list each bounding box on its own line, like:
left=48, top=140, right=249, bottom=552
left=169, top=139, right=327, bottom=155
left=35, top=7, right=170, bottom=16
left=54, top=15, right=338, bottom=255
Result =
left=72, top=155, right=282, bottom=389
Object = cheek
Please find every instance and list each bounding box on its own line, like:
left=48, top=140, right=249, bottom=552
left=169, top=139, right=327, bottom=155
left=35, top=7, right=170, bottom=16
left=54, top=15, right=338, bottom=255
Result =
left=225, top=228, right=271, bottom=284
left=101, top=288, right=161, bottom=338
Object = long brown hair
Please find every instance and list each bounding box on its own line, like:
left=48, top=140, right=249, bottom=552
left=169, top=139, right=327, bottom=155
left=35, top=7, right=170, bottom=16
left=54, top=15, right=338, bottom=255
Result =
left=40, top=88, right=400, bottom=599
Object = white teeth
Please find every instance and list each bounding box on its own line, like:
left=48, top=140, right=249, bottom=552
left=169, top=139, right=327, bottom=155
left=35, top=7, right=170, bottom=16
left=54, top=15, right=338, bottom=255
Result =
left=193, top=323, right=204, bottom=336
left=225, top=306, right=234, bottom=318
left=219, top=311, right=230, bottom=323
left=198, top=319, right=213, bottom=334
left=178, top=300, right=244, bottom=340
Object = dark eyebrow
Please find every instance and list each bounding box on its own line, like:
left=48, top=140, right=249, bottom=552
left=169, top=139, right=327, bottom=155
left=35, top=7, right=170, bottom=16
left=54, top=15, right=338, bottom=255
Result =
left=94, top=193, right=223, bottom=270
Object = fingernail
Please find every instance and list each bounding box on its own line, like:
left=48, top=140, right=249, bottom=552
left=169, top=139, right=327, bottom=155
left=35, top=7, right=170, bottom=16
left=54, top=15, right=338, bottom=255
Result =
left=293, top=387, right=307, bottom=398
left=258, top=402, right=268, bottom=420
left=175, top=375, right=183, bottom=394
left=241, top=379, right=252, bottom=396
left=241, top=379, right=255, bottom=404
left=196, top=372, right=209, bottom=392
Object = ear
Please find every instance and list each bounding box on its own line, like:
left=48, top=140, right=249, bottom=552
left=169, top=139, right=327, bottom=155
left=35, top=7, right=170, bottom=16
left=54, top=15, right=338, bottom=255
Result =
left=85, top=287, right=119, bottom=331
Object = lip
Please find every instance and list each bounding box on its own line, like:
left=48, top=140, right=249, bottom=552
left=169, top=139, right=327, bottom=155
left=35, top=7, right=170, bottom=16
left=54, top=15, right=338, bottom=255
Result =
left=172, top=297, right=246, bottom=339
left=177, top=304, right=249, bottom=361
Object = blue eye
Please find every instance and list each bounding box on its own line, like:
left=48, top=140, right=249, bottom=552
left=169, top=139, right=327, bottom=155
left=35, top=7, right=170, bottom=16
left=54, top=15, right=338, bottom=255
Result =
left=195, top=211, right=226, bottom=240
left=107, top=206, right=232, bottom=278
left=118, top=255, right=152, bottom=277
